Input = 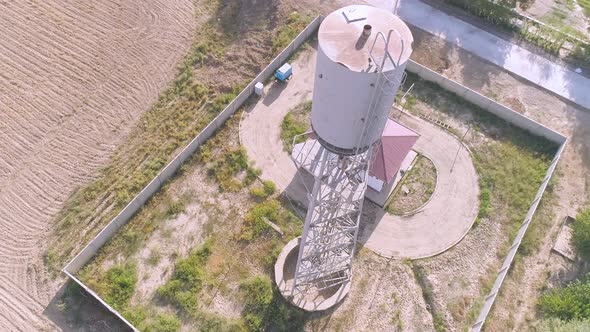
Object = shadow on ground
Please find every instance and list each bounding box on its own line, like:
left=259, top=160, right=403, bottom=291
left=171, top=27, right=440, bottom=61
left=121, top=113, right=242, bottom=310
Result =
left=44, top=280, right=131, bottom=332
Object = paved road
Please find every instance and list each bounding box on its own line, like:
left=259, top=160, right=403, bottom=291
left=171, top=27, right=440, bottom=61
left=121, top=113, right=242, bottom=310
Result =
left=240, top=46, right=479, bottom=259
left=367, top=0, right=590, bottom=110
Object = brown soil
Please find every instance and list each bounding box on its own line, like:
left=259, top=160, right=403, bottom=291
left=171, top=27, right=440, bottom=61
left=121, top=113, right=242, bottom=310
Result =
left=0, top=0, right=195, bottom=330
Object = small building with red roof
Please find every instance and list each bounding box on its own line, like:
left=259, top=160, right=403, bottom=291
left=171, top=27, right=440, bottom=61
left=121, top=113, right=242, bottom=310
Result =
left=365, top=119, right=420, bottom=206
left=292, top=118, right=419, bottom=207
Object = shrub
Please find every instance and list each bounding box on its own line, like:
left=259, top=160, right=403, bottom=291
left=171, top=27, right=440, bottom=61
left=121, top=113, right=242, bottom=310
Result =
left=249, top=181, right=277, bottom=200
left=262, top=181, right=276, bottom=196
left=239, top=276, right=305, bottom=331
left=538, top=273, right=590, bottom=321
left=572, top=208, right=590, bottom=260
left=240, top=200, right=281, bottom=241
left=158, top=241, right=213, bottom=315
left=208, top=148, right=251, bottom=192
left=104, top=263, right=137, bottom=311
left=149, top=314, right=181, bottom=332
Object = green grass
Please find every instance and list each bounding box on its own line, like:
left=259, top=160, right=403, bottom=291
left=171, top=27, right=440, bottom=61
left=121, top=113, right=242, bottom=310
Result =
left=541, top=7, right=587, bottom=40
left=158, top=240, right=213, bottom=316
left=249, top=180, right=277, bottom=200
left=240, top=199, right=292, bottom=241
left=45, top=0, right=246, bottom=271
left=280, top=101, right=311, bottom=152
left=83, top=263, right=137, bottom=312
left=272, top=12, right=314, bottom=53
left=403, top=73, right=554, bottom=247
left=207, top=147, right=260, bottom=192
left=65, top=7, right=314, bottom=329
left=444, top=0, right=589, bottom=60
left=572, top=207, right=590, bottom=260
left=148, top=314, right=181, bottom=332
left=538, top=273, right=590, bottom=320
left=412, top=263, right=447, bottom=332
left=239, top=276, right=305, bottom=332
left=578, top=0, right=590, bottom=18
left=536, top=317, right=590, bottom=331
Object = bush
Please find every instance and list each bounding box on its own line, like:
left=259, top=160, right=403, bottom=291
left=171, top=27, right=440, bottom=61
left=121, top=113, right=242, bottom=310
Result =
left=240, top=201, right=280, bottom=241
left=208, top=148, right=251, bottom=192
left=572, top=208, right=590, bottom=260
left=239, top=276, right=305, bottom=331
left=149, top=314, right=181, bottom=332
left=262, top=181, right=277, bottom=196
left=538, top=273, right=590, bottom=321
left=249, top=181, right=277, bottom=200
left=158, top=241, right=213, bottom=315
left=104, top=263, right=137, bottom=311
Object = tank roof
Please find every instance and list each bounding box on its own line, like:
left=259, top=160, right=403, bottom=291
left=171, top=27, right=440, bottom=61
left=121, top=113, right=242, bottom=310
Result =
left=318, top=5, right=413, bottom=72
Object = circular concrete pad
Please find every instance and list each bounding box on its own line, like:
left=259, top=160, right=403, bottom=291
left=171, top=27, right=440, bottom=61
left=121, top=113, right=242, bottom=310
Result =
left=274, top=237, right=350, bottom=311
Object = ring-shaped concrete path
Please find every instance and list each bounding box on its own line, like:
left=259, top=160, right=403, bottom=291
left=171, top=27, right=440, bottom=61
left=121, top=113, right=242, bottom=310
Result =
left=240, top=47, right=479, bottom=259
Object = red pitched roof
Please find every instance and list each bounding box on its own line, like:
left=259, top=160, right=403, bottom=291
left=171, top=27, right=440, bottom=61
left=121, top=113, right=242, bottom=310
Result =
left=369, top=119, right=419, bottom=183
left=305, top=118, right=418, bottom=183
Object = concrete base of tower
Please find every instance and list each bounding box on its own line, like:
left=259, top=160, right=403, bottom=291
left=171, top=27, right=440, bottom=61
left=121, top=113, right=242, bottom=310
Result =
left=274, top=237, right=351, bottom=312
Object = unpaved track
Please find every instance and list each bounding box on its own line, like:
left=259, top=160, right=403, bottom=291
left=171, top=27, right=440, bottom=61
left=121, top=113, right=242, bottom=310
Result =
left=0, top=0, right=194, bottom=329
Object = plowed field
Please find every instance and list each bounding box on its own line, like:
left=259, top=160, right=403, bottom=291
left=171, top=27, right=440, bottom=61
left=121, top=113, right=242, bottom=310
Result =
left=0, top=0, right=194, bottom=330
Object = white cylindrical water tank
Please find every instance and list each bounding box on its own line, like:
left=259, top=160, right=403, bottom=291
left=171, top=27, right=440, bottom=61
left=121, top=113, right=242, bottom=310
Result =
left=311, top=5, right=413, bottom=155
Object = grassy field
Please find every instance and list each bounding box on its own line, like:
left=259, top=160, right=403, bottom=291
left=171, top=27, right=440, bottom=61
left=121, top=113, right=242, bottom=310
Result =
left=400, top=73, right=556, bottom=330
left=50, top=3, right=314, bottom=329
left=77, top=113, right=307, bottom=331
left=44, top=0, right=312, bottom=276
left=280, top=100, right=311, bottom=152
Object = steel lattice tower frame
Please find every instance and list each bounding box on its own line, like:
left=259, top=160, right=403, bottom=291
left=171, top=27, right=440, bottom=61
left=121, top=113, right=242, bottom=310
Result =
left=290, top=146, right=372, bottom=298
left=280, top=5, right=412, bottom=307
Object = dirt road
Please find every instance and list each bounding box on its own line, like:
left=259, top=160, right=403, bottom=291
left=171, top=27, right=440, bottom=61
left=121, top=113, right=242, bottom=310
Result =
left=0, top=1, right=194, bottom=330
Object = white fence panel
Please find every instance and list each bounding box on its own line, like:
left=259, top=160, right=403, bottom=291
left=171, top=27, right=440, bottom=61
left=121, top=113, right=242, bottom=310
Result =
left=407, top=60, right=566, bottom=144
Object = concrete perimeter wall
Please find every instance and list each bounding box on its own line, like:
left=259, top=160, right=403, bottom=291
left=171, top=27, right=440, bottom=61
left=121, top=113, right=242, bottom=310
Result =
left=405, top=60, right=568, bottom=332
left=406, top=60, right=566, bottom=144
left=62, top=16, right=323, bottom=332
left=63, top=15, right=567, bottom=332
left=471, top=140, right=566, bottom=332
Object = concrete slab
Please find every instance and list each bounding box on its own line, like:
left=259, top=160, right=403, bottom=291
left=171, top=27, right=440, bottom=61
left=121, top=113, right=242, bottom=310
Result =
left=552, top=216, right=577, bottom=261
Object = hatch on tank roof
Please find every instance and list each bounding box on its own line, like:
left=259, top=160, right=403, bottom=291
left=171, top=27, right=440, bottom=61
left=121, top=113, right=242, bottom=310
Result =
left=342, top=6, right=367, bottom=23
left=318, top=5, right=413, bottom=73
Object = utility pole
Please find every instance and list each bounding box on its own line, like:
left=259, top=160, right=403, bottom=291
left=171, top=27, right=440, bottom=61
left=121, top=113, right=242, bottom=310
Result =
left=451, top=125, right=471, bottom=173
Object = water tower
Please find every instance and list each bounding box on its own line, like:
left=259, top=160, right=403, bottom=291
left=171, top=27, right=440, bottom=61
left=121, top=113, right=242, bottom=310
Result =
left=275, top=5, right=413, bottom=310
